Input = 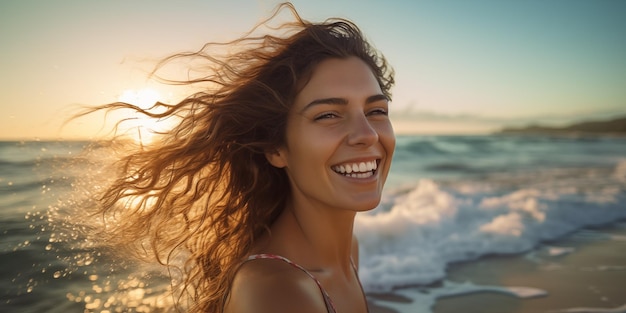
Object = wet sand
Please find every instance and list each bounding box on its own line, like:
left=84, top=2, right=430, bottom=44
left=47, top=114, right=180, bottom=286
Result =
left=368, top=222, right=626, bottom=313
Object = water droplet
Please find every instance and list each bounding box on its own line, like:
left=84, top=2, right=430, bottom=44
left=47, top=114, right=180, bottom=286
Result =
left=53, top=271, right=62, bottom=278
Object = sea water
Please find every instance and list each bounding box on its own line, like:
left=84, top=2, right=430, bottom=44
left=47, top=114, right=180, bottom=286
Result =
left=1, top=135, right=625, bottom=312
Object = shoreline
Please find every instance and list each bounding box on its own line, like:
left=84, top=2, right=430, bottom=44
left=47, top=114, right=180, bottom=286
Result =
left=367, top=221, right=626, bottom=313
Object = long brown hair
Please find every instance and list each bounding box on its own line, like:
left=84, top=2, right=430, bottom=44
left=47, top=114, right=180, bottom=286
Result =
left=84, top=3, right=393, bottom=312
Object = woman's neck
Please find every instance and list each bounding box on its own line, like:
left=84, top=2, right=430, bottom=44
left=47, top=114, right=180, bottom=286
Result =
left=261, top=200, right=357, bottom=275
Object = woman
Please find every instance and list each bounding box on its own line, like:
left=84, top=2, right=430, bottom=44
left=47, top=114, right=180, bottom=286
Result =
left=88, top=3, right=394, bottom=313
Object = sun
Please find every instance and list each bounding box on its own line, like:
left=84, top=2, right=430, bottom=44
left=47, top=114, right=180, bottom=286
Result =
left=118, top=88, right=162, bottom=110
left=116, top=88, right=174, bottom=145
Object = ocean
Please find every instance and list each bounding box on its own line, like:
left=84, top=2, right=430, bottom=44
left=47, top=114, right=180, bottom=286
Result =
left=1, top=135, right=625, bottom=312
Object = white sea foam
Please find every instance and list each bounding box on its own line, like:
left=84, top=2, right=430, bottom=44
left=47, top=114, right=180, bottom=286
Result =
left=546, top=246, right=575, bottom=257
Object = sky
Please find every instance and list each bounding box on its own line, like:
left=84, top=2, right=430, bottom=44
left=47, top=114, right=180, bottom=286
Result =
left=1, top=0, right=625, bottom=140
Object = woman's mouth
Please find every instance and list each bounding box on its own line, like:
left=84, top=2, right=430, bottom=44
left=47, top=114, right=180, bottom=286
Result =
left=331, top=160, right=378, bottom=178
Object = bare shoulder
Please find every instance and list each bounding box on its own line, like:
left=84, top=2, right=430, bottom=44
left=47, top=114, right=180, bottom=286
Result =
left=224, top=258, right=328, bottom=313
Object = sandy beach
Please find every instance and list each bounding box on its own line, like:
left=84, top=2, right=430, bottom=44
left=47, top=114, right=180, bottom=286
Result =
left=368, top=222, right=626, bottom=313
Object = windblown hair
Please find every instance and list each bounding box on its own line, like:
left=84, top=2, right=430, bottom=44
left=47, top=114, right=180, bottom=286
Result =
left=86, top=3, right=393, bottom=312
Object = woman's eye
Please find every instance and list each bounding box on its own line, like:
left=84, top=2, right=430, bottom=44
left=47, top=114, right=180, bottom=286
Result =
left=368, top=108, right=388, bottom=116
left=314, top=112, right=339, bottom=120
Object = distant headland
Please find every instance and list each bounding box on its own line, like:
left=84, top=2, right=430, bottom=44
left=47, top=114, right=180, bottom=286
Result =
left=497, top=116, right=626, bottom=136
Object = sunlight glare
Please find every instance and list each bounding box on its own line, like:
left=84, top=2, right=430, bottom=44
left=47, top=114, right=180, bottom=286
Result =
left=118, top=88, right=161, bottom=110
left=116, top=88, right=174, bottom=145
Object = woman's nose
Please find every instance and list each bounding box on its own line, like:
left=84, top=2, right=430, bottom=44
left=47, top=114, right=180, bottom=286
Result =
left=346, top=113, right=378, bottom=147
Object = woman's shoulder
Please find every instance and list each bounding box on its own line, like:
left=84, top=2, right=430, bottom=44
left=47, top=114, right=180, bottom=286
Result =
left=224, top=256, right=329, bottom=313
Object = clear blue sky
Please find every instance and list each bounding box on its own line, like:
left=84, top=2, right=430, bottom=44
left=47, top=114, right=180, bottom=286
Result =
left=1, top=0, right=625, bottom=139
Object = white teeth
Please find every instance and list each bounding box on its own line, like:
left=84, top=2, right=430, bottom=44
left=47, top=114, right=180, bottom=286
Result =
left=346, top=172, right=374, bottom=178
left=359, top=162, right=367, bottom=172
left=332, top=160, right=378, bottom=177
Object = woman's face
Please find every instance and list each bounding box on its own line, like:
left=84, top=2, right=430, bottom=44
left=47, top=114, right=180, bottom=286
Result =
left=266, top=56, right=395, bottom=213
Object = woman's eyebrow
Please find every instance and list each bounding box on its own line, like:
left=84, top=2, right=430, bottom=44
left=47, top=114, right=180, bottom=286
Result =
left=366, top=94, right=389, bottom=104
left=300, top=94, right=388, bottom=113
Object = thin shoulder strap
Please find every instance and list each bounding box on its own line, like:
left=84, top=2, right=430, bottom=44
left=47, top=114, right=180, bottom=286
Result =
left=350, top=258, right=370, bottom=313
left=246, top=254, right=337, bottom=313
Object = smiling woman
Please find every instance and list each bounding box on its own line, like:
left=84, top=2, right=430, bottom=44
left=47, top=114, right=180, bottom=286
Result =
left=76, top=2, right=394, bottom=313
left=265, top=57, right=395, bottom=215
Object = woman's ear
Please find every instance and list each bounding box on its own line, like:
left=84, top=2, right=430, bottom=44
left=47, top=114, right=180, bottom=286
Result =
left=265, top=148, right=288, bottom=168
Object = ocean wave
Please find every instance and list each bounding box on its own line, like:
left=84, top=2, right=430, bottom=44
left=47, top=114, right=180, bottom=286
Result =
left=355, top=161, right=626, bottom=292
left=0, top=156, right=83, bottom=170
left=0, top=176, right=76, bottom=195
left=424, top=162, right=478, bottom=173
